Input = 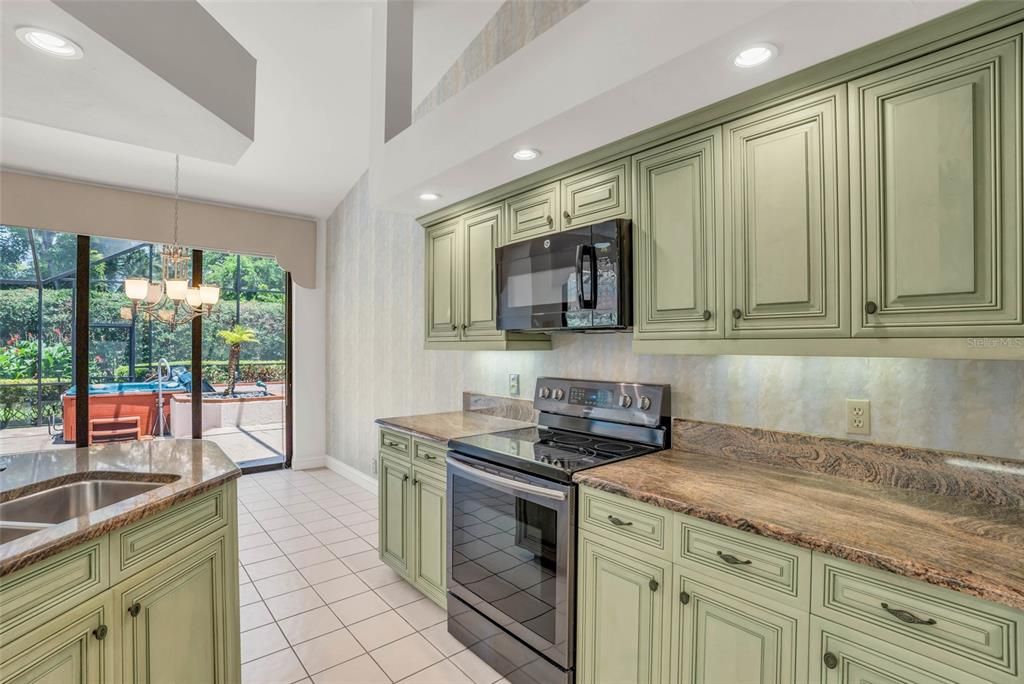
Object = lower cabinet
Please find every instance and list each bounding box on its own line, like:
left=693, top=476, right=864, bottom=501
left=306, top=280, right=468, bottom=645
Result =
left=378, top=430, right=448, bottom=608
left=577, top=531, right=673, bottom=684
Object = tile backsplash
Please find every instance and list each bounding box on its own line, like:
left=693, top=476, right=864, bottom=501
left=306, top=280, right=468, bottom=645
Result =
left=325, top=174, right=1024, bottom=477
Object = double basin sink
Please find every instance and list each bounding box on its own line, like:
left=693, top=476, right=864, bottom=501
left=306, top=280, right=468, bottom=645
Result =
left=0, top=479, right=168, bottom=544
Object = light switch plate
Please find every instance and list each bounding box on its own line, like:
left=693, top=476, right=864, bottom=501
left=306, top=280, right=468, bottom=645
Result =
left=846, top=399, right=871, bottom=435
left=508, top=373, right=520, bottom=396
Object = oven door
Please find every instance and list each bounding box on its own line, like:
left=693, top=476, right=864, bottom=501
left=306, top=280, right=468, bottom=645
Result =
left=446, top=453, right=575, bottom=669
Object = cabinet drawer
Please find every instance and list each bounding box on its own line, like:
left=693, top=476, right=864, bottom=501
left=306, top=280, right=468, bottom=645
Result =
left=676, top=515, right=809, bottom=607
left=579, top=486, right=671, bottom=560
left=812, top=554, right=1022, bottom=684
left=412, top=438, right=446, bottom=475
left=111, top=485, right=230, bottom=584
left=0, top=537, right=109, bottom=646
left=379, top=429, right=411, bottom=456
left=561, top=158, right=630, bottom=228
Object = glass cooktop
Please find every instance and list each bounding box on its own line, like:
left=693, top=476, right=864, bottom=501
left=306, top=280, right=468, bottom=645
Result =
left=449, top=426, right=659, bottom=482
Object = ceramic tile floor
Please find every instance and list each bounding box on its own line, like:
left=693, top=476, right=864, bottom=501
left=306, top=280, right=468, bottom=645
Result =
left=237, top=467, right=510, bottom=684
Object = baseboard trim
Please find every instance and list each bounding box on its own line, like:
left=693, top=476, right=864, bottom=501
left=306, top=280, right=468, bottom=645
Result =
left=326, top=457, right=378, bottom=493
left=291, top=454, right=327, bottom=471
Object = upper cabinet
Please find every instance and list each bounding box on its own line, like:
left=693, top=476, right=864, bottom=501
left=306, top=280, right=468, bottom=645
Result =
left=561, top=158, right=631, bottom=229
left=505, top=183, right=560, bottom=244
left=849, top=28, right=1022, bottom=337
left=424, top=206, right=550, bottom=350
left=634, top=129, right=724, bottom=339
left=724, top=86, right=850, bottom=338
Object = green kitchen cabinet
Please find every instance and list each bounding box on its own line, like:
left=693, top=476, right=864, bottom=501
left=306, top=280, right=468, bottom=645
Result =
left=460, top=205, right=505, bottom=341
left=561, top=158, right=631, bottom=229
left=0, top=592, right=114, bottom=684
left=577, top=530, right=673, bottom=684
left=425, top=218, right=461, bottom=343
left=849, top=26, right=1023, bottom=337
left=410, top=466, right=447, bottom=605
left=633, top=128, right=725, bottom=339
left=809, top=615, right=992, bottom=684
left=672, top=573, right=808, bottom=684
left=115, top=533, right=236, bottom=684
left=723, top=85, right=849, bottom=338
left=505, top=182, right=560, bottom=244
left=378, top=451, right=413, bottom=578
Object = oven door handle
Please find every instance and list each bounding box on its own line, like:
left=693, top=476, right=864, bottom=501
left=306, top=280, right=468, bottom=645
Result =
left=446, top=458, right=568, bottom=501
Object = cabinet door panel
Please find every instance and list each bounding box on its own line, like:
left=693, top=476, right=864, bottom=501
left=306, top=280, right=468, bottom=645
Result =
left=118, top=535, right=231, bottom=684
left=850, top=29, right=1022, bottom=336
left=506, top=183, right=560, bottom=244
left=0, top=593, right=112, bottom=684
left=675, top=576, right=807, bottom=684
left=379, top=453, right=411, bottom=577
left=461, top=205, right=503, bottom=340
left=725, top=86, right=849, bottom=337
left=411, top=469, right=446, bottom=605
left=425, top=219, right=460, bottom=342
left=562, top=159, right=630, bottom=228
left=634, top=128, right=724, bottom=338
left=577, top=532, right=672, bottom=684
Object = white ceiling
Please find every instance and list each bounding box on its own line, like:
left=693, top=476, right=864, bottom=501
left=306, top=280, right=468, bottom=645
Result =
left=411, top=0, right=502, bottom=106
left=1, top=0, right=374, bottom=219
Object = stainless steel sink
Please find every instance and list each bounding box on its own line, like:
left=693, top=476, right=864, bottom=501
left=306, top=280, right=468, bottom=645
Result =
left=0, top=480, right=166, bottom=526
left=0, top=522, right=50, bottom=544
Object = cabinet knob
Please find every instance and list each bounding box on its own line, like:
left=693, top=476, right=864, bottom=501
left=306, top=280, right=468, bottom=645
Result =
left=823, top=652, right=838, bottom=669
left=412, top=478, right=418, bottom=486
left=128, top=602, right=142, bottom=617
left=563, top=210, right=572, bottom=223
left=732, top=308, right=743, bottom=320
left=547, top=215, right=554, bottom=226
left=702, top=309, right=712, bottom=321
left=402, top=474, right=409, bottom=482
left=649, top=579, right=659, bottom=592
left=450, top=324, right=457, bottom=331
left=92, top=625, right=108, bottom=640
left=679, top=591, right=691, bottom=605
left=461, top=323, right=467, bottom=330
left=865, top=301, right=878, bottom=315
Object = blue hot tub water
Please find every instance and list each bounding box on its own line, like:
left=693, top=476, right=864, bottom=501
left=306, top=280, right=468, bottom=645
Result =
left=65, top=381, right=186, bottom=396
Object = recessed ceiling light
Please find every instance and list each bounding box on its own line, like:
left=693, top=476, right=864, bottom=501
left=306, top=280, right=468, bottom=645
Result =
left=16, top=27, right=83, bottom=59
left=513, top=148, right=540, bottom=161
left=419, top=192, right=440, bottom=201
left=733, top=43, right=776, bottom=68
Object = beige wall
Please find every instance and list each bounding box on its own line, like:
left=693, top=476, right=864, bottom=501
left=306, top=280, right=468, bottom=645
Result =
left=325, top=173, right=1024, bottom=477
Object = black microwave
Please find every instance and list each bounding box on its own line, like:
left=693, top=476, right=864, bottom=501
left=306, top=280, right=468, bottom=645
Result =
left=495, top=219, right=632, bottom=332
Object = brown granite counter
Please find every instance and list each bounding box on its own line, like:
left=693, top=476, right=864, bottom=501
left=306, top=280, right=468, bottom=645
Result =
left=376, top=411, right=533, bottom=444
left=575, top=447, right=1024, bottom=610
left=0, top=439, right=240, bottom=577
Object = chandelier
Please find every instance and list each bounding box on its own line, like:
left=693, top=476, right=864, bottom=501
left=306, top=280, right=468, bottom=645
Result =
left=121, top=155, right=220, bottom=329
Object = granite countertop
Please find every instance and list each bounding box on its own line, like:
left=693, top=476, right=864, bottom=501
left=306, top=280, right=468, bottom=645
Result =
left=376, top=411, right=533, bottom=444
left=575, top=448, right=1024, bottom=610
left=0, top=439, right=240, bottom=577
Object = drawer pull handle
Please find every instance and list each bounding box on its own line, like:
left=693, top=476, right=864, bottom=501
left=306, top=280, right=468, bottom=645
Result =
left=607, top=515, right=633, bottom=527
left=128, top=602, right=141, bottom=617
left=881, top=603, right=936, bottom=625
left=823, top=652, right=838, bottom=669
left=649, top=579, right=659, bottom=592
left=717, top=551, right=752, bottom=565
left=385, top=440, right=405, bottom=449
left=420, top=453, right=436, bottom=460
left=93, top=625, right=108, bottom=640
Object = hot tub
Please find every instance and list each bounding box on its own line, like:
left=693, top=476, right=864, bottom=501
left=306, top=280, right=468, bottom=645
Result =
left=62, top=381, right=186, bottom=443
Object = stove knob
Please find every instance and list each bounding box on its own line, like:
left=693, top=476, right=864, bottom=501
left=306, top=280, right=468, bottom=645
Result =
left=540, top=387, right=552, bottom=399
left=619, top=394, right=632, bottom=408
left=639, top=396, right=652, bottom=411
left=553, top=388, right=565, bottom=401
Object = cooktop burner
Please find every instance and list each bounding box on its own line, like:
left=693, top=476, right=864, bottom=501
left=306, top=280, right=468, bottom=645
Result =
left=450, top=427, right=661, bottom=482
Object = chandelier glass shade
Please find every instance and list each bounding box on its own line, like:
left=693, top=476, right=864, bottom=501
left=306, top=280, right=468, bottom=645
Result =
left=121, top=156, right=220, bottom=329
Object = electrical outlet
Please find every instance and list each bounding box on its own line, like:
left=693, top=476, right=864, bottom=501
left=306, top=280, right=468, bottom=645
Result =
left=508, top=373, right=520, bottom=396
left=846, top=399, right=871, bottom=435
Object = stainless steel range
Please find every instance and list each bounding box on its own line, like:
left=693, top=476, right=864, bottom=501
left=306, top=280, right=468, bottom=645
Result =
left=446, top=378, right=671, bottom=684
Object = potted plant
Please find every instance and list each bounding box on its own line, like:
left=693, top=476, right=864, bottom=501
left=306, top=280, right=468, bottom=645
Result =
left=216, top=325, right=256, bottom=396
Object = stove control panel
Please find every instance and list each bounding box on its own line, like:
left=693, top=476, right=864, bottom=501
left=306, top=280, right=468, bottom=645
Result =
left=535, top=377, right=670, bottom=428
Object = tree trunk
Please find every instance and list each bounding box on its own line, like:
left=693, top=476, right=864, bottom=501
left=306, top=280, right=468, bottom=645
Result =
left=225, top=344, right=240, bottom=396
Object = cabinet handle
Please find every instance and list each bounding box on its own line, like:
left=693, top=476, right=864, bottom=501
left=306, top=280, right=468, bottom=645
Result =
left=607, top=515, right=633, bottom=527
left=563, top=210, right=572, bottom=223
left=547, top=215, right=554, bottom=226
left=402, top=474, right=409, bottom=482
left=450, top=324, right=457, bottom=331
left=881, top=603, right=936, bottom=625
left=702, top=310, right=712, bottom=321
left=865, top=301, right=879, bottom=314
left=679, top=591, right=690, bottom=605
left=128, top=602, right=141, bottom=617
left=649, top=579, right=659, bottom=592
left=823, top=652, right=838, bottom=669
left=716, top=551, right=752, bottom=566
left=420, top=453, right=436, bottom=460
left=412, top=478, right=418, bottom=485
left=732, top=308, right=742, bottom=320
left=461, top=323, right=467, bottom=330
left=384, top=440, right=404, bottom=449
left=93, top=624, right=108, bottom=640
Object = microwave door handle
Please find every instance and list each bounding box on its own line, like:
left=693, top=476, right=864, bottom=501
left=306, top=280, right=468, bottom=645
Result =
left=579, top=245, right=596, bottom=309
left=446, top=458, right=568, bottom=501
left=575, top=245, right=585, bottom=309
left=587, top=246, right=598, bottom=309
